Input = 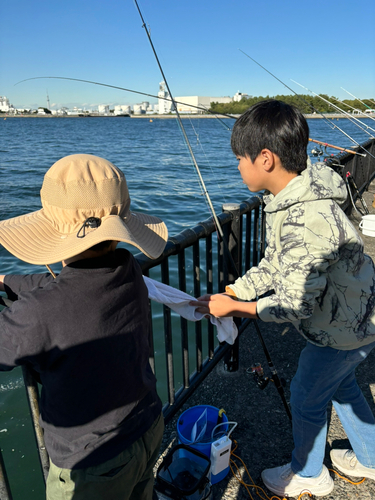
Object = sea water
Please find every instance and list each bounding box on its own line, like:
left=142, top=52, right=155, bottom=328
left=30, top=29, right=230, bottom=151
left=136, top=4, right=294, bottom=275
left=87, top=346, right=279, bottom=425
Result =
left=0, top=115, right=373, bottom=499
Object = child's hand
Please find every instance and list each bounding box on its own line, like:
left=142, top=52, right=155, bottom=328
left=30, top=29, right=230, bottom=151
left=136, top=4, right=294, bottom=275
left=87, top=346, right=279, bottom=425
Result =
left=190, top=293, right=238, bottom=318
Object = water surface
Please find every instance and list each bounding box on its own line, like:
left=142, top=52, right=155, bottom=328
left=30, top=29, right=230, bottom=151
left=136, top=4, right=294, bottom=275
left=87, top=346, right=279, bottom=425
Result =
left=0, top=115, right=373, bottom=498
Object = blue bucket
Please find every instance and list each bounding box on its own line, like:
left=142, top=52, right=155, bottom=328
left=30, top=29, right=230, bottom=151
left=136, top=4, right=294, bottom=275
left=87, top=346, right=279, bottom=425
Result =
left=177, top=405, right=229, bottom=484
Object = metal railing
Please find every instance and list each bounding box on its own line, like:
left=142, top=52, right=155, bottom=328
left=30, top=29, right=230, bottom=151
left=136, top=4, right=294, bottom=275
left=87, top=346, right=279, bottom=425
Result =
left=136, top=196, right=265, bottom=422
left=1, top=137, right=375, bottom=498
left=324, top=137, right=375, bottom=213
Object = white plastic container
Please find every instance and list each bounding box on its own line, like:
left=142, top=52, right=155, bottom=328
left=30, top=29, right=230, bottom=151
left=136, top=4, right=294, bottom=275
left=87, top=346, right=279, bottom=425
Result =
left=359, top=215, right=375, bottom=237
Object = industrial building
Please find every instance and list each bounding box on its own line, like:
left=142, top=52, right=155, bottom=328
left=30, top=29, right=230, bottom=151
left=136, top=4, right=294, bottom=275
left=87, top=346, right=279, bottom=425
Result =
left=157, top=82, right=246, bottom=115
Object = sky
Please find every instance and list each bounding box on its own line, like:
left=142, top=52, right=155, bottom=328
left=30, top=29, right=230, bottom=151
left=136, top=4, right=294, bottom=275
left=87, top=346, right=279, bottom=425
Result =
left=1, top=0, right=375, bottom=110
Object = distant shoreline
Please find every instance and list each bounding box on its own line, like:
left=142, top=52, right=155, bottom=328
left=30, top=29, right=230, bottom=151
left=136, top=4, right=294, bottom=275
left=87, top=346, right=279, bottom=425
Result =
left=0, top=113, right=364, bottom=120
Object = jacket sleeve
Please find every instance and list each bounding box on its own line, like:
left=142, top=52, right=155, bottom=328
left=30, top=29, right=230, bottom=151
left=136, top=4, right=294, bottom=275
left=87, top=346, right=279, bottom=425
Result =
left=0, top=295, right=44, bottom=371
left=226, top=245, right=277, bottom=301
left=257, top=232, right=334, bottom=323
left=4, top=274, right=55, bottom=301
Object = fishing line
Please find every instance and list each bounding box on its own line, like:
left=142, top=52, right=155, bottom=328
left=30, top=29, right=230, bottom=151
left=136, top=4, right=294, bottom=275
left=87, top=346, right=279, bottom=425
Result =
left=291, top=80, right=375, bottom=137
left=186, top=116, right=231, bottom=206
left=187, top=116, right=201, bottom=144
left=195, top=103, right=231, bottom=131
left=238, top=49, right=374, bottom=159
left=16, top=74, right=366, bottom=161
left=174, top=118, right=221, bottom=222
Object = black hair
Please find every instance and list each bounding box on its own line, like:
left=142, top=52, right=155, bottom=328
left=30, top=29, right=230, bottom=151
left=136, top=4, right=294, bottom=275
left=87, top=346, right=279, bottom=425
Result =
left=231, top=99, right=309, bottom=173
left=89, top=240, right=113, bottom=253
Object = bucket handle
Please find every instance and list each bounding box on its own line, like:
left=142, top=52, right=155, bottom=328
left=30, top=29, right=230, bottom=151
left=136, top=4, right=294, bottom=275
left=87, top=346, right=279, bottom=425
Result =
left=211, top=421, right=238, bottom=440
left=359, top=220, right=363, bottom=229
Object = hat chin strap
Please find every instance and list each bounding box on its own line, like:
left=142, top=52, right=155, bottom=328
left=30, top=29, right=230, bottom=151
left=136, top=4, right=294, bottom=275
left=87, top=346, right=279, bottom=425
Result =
left=46, top=265, right=57, bottom=279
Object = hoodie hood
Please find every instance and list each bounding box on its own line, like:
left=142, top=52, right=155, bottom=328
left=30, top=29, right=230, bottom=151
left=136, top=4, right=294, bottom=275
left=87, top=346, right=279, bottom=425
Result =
left=264, top=160, right=347, bottom=213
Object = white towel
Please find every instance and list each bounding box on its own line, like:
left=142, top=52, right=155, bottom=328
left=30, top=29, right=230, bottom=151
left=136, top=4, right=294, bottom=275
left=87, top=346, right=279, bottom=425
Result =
left=143, top=276, right=238, bottom=345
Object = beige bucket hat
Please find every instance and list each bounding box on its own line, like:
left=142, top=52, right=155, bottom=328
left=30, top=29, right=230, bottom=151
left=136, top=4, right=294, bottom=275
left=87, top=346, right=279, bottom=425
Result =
left=0, top=154, right=168, bottom=265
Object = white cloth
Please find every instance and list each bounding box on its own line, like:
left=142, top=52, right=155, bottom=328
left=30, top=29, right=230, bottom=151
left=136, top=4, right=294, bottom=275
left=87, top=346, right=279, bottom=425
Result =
left=143, top=276, right=238, bottom=345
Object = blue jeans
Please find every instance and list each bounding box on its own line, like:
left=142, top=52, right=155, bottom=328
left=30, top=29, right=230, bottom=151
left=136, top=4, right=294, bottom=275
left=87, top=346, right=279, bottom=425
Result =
left=290, top=341, right=375, bottom=477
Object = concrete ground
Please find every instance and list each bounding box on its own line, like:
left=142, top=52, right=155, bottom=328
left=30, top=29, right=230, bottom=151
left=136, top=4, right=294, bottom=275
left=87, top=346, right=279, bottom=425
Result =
left=155, top=183, right=375, bottom=499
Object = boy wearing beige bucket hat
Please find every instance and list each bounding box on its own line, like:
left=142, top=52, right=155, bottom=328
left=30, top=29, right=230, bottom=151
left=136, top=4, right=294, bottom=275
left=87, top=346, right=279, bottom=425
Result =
left=0, top=154, right=168, bottom=500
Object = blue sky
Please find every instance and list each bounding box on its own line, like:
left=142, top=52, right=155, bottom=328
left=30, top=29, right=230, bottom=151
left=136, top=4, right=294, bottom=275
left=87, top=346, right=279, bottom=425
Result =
left=1, top=0, right=374, bottom=110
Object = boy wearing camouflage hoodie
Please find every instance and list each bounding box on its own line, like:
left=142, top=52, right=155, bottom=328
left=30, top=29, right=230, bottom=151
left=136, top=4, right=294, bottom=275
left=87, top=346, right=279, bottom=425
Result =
left=193, top=100, right=375, bottom=498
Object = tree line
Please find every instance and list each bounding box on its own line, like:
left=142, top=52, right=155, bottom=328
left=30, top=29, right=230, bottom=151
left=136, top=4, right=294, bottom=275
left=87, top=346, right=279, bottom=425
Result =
left=210, top=94, right=375, bottom=115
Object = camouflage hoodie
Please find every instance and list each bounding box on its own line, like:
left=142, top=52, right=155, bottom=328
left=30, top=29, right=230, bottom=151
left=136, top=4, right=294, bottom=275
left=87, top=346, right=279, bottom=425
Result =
left=228, top=162, right=375, bottom=349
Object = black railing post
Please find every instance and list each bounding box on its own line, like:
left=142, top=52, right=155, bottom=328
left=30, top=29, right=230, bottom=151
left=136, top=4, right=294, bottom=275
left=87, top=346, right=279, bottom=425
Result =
left=22, top=366, right=50, bottom=483
left=222, top=203, right=242, bottom=372
left=0, top=448, right=13, bottom=500
left=161, top=259, right=175, bottom=405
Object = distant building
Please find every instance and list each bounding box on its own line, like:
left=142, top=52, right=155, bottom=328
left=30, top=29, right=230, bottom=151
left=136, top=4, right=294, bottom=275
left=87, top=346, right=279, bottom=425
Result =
left=156, top=83, right=244, bottom=114
left=133, top=104, right=145, bottom=115
left=98, top=104, right=110, bottom=115
left=0, top=96, right=14, bottom=113
left=57, top=107, right=68, bottom=116
left=141, top=101, right=150, bottom=112
left=146, top=104, right=155, bottom=114
left=67, top=107, right=83, bottom=116
left=114, top=105, right=131, bottom=116
left=233, top=91, right=249, bottom=102
left=174, top=95, right=232, bottom=114
left=158, top=82, right=173, bottom=114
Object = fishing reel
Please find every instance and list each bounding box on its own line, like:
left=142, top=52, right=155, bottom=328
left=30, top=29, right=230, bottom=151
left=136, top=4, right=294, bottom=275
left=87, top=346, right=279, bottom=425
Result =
left=311, top=145, right=328, bottom=159
left=250, top=363, right=270, bottom=390
left=311, top=146, right=324, bottom=158
left=249, top=362, right=287, bottom=391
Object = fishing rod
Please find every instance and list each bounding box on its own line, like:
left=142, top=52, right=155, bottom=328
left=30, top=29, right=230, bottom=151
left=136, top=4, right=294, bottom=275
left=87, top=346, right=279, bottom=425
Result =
left=309, top=139, right=366, bottom=157
left=134, top=3, right=294, bottom=421
left=17, top=74, right=367, bottom=160
left=293, top=83, right=373, bottom=210
left=341, top=87, right=375, bottom=110
left=15, top=76, right=237, bottom=120
left=134, top=0, right=224, bottom=235
left=133, top=0, right=244, bottom=283
left=291, top=81, right=375, bottom=209
left=133, top=1, right=225, bottom=238
left=238, top=49, right=375, bottom=158
left=331, top=96, right=375, bottom=125
left=291, top=80, right=375, bottom=137
left=346, top=172, right=369, bottom=216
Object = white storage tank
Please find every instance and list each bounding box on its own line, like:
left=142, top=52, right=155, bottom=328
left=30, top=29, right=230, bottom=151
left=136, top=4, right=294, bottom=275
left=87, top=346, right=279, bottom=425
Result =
left=114, top=105, right=131, bottom=115
left=133, top=104, right=144, bottom=115
left=98, top=104, right=109, bottom=114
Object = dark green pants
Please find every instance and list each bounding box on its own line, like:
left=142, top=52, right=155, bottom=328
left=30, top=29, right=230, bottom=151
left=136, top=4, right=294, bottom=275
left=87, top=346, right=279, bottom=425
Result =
left=46, top=413, right=164, bottom=500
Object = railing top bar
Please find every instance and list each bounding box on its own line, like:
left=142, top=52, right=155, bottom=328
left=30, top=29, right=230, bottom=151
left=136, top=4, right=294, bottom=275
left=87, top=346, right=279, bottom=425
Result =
left=136, top=194, right=263, bottom=272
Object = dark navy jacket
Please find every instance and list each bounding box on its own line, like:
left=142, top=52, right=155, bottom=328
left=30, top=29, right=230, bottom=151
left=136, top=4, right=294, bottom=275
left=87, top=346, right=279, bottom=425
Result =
left=0, top=248, right=161, bottom=469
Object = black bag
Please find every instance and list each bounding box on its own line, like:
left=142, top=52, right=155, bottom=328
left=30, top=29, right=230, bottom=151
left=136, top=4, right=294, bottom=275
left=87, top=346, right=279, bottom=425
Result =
left=154, top=444, right=212, bottom=500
